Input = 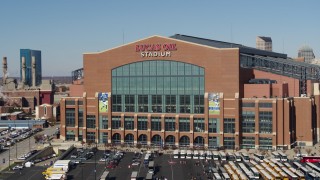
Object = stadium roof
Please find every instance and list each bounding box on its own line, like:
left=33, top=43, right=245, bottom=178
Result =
left=170, top=34, right=286, bottom=59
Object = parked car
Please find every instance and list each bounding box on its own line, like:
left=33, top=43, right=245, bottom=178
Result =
left=12, top=165, right=24, bottom=170
left=132, top=162, right=140, bottom=166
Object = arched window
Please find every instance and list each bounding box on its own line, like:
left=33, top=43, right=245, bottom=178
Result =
left=179, top=136, right=190, bottom=147
left=194, top=136, right=204, bottom=147
left=138, top=134, right=147, bottom=145
left=125, top=134, right=134, bottom=144
left=165, top=135, right=175, bottom=146
left=151, top=135, right=162, bottom=146
left=112, top=133, right=121, bottom=144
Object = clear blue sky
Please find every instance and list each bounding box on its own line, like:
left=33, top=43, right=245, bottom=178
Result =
left=0, top=0, right=319, bottom=76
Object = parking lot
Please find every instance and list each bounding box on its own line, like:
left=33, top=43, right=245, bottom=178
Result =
left=3, top=146, right=320, bottom=179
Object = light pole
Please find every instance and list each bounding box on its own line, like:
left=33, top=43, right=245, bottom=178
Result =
left=104, top=142, right=107, bottom=169
left=28, top=119, right=31, bottom=151
left=298, top=135, right=303, bottom=156
left=8, top=144, right=10, bottom=170
left=94, top=142, right=97, bottom=180
left=15, top=120, right=17, bottom=159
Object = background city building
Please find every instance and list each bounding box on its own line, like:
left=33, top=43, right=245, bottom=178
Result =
left=20, top=49, right=42, bottom=87
left=1, top=53, right=55, bottom=119
left=60, top=34, right=320, bottom=151
left=256, top=36, right=272, bottom=51
left=298, top=45, right=315, bottom=63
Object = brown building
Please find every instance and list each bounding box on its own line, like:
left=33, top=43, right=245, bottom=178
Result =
left=60, top=34, right=320, bottom=150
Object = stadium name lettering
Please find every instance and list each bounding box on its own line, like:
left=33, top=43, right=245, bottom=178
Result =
left=136, top=43, right=177, bottom=57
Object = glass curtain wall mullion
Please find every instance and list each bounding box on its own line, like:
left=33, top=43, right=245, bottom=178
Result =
left=138, top=117, right=148, bottom=130
left=209, top=118, right=219, bottom=133
left=111, top=60, right=205, bottom=114
left=194, top=118, right=205, bottom=132
left=223, top=118, right=235, bottom=133
left=151, top=117, right=161, bottom=131
left=66, top=109, right=75, bottom=127
left=179, top=118, right=190, bottom=132
left=241, top=111, right=255, bottom=133
left=259, top=111, right=272, bottom=134
left=124, top=116, right=134, bottom=130
left=86, top=115, right=96, bottom=129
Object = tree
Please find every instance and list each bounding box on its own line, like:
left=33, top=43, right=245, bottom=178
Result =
left=306, top=148, right=312, bottom=155
left=34, top=134, right=44, bottom=143
left=136, top=143, right=142, bottom=149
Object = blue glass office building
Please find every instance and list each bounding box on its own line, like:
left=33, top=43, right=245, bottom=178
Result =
left=20, top=49, right=42, bottom=86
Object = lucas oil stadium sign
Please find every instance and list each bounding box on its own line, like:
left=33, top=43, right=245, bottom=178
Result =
left=136, top=43, right=177, bottom=57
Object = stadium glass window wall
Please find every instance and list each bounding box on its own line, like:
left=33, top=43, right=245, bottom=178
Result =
left=111, top=60, right=205, bottom=114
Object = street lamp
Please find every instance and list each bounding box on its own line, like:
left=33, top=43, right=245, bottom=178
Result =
left=104, top=142, right=107, bottom=169
left=28, top=119, right=31, bottom=151
left=8, top=144, right=11, bottom=170
left=298, top=135, right=303, bottom=156
left=94, top=142, right=97, bottom=180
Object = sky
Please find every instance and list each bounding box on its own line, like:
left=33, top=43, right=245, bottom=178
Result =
left=0, top=0, right=319, bottom=76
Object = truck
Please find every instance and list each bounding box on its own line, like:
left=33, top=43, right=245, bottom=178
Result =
left=25, top=161, right=33, bottom=167
left=45, top=173, right=67, bottom=180
left=53, top=160, right=71, bottom=172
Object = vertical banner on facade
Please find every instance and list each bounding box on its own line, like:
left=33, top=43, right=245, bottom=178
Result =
left=208, top=93, right=220, bottom=115
left=98, top=92, right=108, bottom=113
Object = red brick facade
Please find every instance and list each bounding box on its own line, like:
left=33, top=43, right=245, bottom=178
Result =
left=60, top=35, right=319, bottom=150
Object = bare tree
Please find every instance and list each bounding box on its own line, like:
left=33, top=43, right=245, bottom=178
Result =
left=306, top=148, right=312, bottom=155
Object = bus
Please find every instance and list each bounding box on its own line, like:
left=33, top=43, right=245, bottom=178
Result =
left=213, top=151, right=219, bottom=161
left=234, top=152, right=242, bottom=162
left=275, top=161, right=284, bottom=168
left=278, top=152, right=288, bottom=162
left=282, top=167, right=299, bottom=180
left=249, top=160, right=257, bottom=167
left=199, top=150, right=206, bottom=160
left=186, top=150, right=193, bottom=159
left=278, top=171, right=289, bottom=180
left=308, top=172, right=320, bottom=179
left=180, top=150, right=186, bottom=159
left=221, top=173, right=231, bottom=180
left=206, top=151, right=212, bottom=160
left=173, top=150, right=180, bottom=159
left=306, top=162, right=320, bottom=173
left=193, top=150, right=199, bottom=159
left=227, top=152, right=235, bottom=161
left=293, top=161, right=302, bottom=169
left=271, top=151, right=280, bottom=161
left=213, top=173, right=222, bottom=180
left=259, top=169, right=273, bottom=180
left=294, top=170, right=305, bottom=179
left=250, top=167, right=260, bottom=179
left=263, top=158, right=270, bottom=164
left=219, top=152, right=226, bottom=161
left=299, top=166, right=310, bottom=175
left=238, top=163, right=255, bottom=179
left=253, top=153, right=264, bottom=162
left=300, top=156, right=320, bottom=163
left=241, top=152, right=250, bottom=162
left=284, top=162, right=292, bottom=168
left=265, top=167, right=281, bottom=180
